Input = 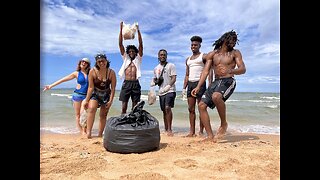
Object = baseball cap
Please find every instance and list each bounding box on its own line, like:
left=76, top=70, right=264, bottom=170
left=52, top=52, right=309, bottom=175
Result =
left=81, top=57, right=91, bottom=63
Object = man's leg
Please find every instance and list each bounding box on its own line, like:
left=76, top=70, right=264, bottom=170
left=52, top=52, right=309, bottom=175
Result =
left=186, top=97, right=196, bottom=137
left=121, top=101, right=128, bottom=114
left=162, top=110, right=168, bottom=132
left=198, top=101, right=214, bottom=139
left=159, top=95, right=168, bottom=132
left=212, top=92, right=228, bottom=139
left=131, top=80, right=141, bottom=110
left=197, top=98, right=205, bottom=136
left=165, top=106, right=173, bottom=136
left=132, top=101, right=138, bottom=110
left=119, top=81, right=130, bottom=114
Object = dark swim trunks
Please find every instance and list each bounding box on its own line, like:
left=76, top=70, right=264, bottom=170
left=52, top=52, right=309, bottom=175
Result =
left=119, top=80, right=141, bottom=103
left=201, top=77, right=236, bottom=109
left=159, top=92, right=176, bottom=111
left=187, top=81, right=206, bottom=99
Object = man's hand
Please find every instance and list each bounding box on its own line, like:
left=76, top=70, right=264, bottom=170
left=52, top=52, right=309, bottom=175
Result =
left=191, top=87, right=200, bottom=97
left=159, top=85, right=171, bottom=94
left=150, top=79, right=156, bottom=87
left=182, top=89, right=186, bottom=97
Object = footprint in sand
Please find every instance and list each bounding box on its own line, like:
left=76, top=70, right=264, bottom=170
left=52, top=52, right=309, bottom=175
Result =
left=120, top=172, right=168, bottom=180
left=174, top=159, right=198, bottom=169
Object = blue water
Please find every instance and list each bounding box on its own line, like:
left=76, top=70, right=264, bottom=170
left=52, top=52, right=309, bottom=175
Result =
left=40, top=89, right=280, bottom=135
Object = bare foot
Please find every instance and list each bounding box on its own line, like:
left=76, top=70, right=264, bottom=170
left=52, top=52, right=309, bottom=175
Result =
left=167, top=131, right=174, bottom=136
left=87, top=133, right=92, bottom=139
left=198, top=132, right=205, bottom=137
left=214, top=124, right=228, bottom=140
left=81, top=130, right=87, bottom=136
left=200, top=137, right=217, bottom=143
left=185, top=133, right=196, bottom=137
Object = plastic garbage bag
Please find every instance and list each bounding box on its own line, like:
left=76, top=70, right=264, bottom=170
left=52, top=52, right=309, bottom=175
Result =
left=80, top=110, right=87, bottom=128
left=122, top=22, right=138, bottom=40
left=103, top=101, right=160, bottom=153
left=148, top=87, right=156, bottom=105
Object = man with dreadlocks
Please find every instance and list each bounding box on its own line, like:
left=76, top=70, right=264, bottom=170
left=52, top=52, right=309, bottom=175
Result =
left=118, top=21, right=143, bottom=114
left=191, top=30, right=246, bottom=142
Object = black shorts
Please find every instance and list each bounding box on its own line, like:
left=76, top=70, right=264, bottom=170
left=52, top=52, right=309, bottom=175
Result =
left=201, top=77, right=236, bottom=109
left=159, top=92, right=176, bottom=111
left=187, top=81, right=206, bottom=99
left=119, top=80, right=141, bottom=103
left=90, top=89, right=110, bottom=108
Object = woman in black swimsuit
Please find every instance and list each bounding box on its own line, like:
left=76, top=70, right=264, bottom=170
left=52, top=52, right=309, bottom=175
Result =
left=83, top=53, right=117, bottom=139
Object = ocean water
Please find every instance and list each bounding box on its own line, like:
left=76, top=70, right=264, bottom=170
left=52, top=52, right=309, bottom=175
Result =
left=40, top=89, right=280, bottom=135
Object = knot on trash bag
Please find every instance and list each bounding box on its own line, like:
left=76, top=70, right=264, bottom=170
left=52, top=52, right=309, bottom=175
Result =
left=117, top=101, right=153, bottom=127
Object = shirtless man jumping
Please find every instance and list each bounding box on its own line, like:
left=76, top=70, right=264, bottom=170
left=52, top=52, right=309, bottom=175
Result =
left=118, top=21, right=143, bottom=114
left=191, top=30, right=246, bottom=142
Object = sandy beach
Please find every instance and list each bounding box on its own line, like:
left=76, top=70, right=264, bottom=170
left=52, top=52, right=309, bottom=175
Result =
left=40, top=132, right=279, bottom=179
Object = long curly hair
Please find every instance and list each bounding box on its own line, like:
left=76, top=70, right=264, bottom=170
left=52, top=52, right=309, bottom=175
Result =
left=212, top=30, right=239, bottom=51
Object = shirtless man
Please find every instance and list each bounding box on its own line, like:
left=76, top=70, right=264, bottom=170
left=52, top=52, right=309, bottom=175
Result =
left=191, top=30, right=246, bottom=142
left=118, top=21, right=143, bottom=114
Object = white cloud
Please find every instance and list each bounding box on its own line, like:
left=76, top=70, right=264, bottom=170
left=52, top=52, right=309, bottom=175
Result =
left=41, top=0, right=280, bottom=92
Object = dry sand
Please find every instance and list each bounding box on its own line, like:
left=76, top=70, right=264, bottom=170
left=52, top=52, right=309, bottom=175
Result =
left=40, top=132, right=280, bottom=180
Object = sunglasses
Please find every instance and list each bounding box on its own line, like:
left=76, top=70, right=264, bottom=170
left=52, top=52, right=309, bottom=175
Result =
left=95, top=54, right=106, bottom=60
left=97, top=59, right=106, bottom=63
left=81, top=60, right=89, bottom=64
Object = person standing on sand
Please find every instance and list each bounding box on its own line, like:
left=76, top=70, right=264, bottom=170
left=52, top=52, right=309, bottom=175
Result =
left=83, top=53, right=116, bottom=139
left=182, top=35, right=213, bottom=137
left=191, top=30, right=246, bottom=142
left=151, top=49, right=177, bottom=136
left=43, top=58, right=91, bottom=135
left=118, top=21, right=143, bottom=114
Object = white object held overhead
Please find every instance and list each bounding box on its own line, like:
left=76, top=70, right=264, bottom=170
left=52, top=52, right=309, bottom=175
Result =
left=122, top=22, right=138, bottom=40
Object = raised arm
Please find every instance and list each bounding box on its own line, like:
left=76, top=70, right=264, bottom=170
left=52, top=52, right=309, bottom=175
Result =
left=136, top=24, right=143, bottom=57
left=43, top=71, right=77, bottom=91
left=119, top=21, right=125, bottom=56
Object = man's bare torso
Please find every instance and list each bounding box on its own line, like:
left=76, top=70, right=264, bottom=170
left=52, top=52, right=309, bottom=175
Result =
left=125, top=62, right=137, bottom=80
left=212, top=50, right=237, bottom=78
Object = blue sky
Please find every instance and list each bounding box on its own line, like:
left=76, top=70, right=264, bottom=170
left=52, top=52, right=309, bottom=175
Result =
left=40, top=0, right=280, bottom=93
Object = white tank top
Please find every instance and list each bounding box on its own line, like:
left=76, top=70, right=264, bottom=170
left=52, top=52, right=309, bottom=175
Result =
left=187, top=52, right=204, bottom=82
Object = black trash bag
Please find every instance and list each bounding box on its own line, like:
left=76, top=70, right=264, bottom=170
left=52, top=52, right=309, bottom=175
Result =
left=103, top=101, right=160, bottom=153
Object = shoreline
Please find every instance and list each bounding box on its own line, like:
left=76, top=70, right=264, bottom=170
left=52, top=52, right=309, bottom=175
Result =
left=40, top=132, right=280, bottom=179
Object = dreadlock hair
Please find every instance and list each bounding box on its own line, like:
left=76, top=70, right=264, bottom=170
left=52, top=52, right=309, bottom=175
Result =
left=126, top=45, right=138, bottom=54
left=212, top=30, right=239, bottom=51
left=190, top=35, right=202, bottom=43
